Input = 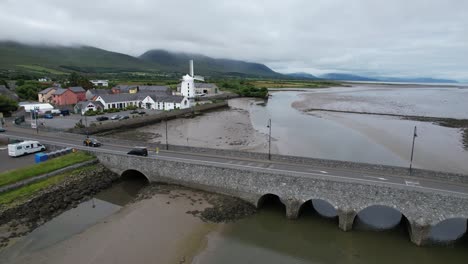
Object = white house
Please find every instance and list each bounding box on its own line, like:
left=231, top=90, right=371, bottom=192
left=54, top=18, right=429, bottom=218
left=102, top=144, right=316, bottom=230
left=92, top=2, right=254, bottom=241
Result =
left=74, top=101, right=105, bottom=115
left=38, top=77, right=51, bottom=82
left=141, top=95, right=189, bottom=110
left=95, top=93, right=190, bottom=111
left=90, top=80, right=109, bottom=87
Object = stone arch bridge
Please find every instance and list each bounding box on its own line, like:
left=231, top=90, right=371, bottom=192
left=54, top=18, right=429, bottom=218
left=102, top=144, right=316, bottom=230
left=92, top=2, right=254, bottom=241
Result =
left=95, top=152, right=468, bottom=246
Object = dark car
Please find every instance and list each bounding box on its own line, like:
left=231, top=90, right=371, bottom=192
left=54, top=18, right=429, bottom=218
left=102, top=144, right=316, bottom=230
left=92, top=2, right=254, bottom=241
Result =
left=60, top=110, right=70, bottom=116
left=44, top=114, right=54, bottom=119
left=138, top=111, right=146, bottom=115
left=130, top=110, right=139, bottom=114
left=96, top=116, right=109, bottom=121
left=0, top=128, right=5, bottom=132
left=83, top=138, right=102, bottom=147
left=119, top=115, right=129, bottom=120
left=127, top=147, right=148, bottom=156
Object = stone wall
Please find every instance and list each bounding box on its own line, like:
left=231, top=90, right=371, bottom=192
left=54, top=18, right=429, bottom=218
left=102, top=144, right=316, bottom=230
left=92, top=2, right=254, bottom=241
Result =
left=94, top=137, right=468, bottom=185
left=70, top=101, right=228, bottom=135
left=95, top=152, right=468, bottom=246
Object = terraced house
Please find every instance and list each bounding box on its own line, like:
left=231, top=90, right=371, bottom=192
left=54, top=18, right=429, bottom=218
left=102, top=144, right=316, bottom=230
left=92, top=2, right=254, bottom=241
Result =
left=95, top=93, right=189, bottom=111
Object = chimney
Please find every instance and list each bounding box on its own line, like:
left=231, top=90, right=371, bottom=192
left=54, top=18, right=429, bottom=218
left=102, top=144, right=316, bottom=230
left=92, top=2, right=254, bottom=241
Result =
left=189, top=60, right=194, bottom=77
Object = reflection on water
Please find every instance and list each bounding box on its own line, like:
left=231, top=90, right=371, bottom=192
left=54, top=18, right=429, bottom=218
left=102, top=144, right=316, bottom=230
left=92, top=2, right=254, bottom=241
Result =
left=355, top=205, right=402, bottom=230
left=193, top=206, right=468, bottom=264
left=0, top=178, right=147, bottom=261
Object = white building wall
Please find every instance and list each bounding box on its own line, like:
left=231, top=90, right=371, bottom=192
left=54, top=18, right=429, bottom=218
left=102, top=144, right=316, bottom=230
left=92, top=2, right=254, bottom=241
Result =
left=181, top=75, right=195, bottom=98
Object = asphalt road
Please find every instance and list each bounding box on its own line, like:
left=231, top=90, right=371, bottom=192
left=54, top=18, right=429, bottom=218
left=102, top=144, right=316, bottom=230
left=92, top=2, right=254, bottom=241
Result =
left=1, top=127, right=468, bottom=197
left=0, top=148, right=36, bottom=173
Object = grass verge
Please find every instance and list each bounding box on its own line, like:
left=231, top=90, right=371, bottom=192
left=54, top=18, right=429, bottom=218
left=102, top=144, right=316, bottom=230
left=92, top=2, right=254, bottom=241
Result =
left=0, top=165, right=96, bottom=206
left=0, top=151, right=94, bottom=188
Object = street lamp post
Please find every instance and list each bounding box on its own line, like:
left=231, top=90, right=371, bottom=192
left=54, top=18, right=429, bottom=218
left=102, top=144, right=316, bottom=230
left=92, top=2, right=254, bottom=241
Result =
left=34, top=107, right=39, bottom=134
left=267, top=118, right=272, bottom=160
left=409, top=126, right=418, bottom=174
left=165, top=118, right=168, bottom=150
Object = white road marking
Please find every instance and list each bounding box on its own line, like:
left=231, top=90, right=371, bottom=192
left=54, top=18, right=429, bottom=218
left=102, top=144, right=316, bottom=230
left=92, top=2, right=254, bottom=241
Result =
left=320, top=171, right=328, bottom=174
left=3, top=133, right=468, bottom=197
left=363, top=176, right=387, bottom=181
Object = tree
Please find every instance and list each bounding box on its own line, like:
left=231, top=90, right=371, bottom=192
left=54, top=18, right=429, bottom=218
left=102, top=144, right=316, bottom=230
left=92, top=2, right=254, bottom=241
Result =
left=0, top=95, right=18, bottom=116
left=68, top=72, right=93, bottom=90
left=16, top=81, right=47, bottom=100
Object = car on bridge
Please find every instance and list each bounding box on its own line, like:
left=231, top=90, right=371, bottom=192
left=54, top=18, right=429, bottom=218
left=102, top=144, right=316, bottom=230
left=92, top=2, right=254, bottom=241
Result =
left=96, top=116, right=109, bottom=121
left=0, top=127, right=5, bottom=132
left=127, top=147, right=148, bottom=156
left=83, top=138, right=102, bottom=147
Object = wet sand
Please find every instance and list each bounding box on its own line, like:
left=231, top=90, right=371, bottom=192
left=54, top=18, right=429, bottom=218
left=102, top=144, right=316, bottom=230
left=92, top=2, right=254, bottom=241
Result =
left=110, top=99, right=275, bottom=153
left=6, top=189, right=216, bottom=264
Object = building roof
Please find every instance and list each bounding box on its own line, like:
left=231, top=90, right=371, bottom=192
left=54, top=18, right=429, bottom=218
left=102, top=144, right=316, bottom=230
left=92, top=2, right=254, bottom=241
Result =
left=38, top=87, right=56, bottom=94
left=138, top=86, right=171, bottom=93
left=68, top=86, right=86, bottom=93
left=97, top=92, right=185, bottom=103
left=75, top=100, right=104, bottom=109
left=195, top=83, right=218, bottom=89
left=87, top=89, right=111, bottom=95
left=145, top=94, right=185, bottom=102
left=53, top=88, right=69, bottom=95
left=113, top=85, right=138, bottom=93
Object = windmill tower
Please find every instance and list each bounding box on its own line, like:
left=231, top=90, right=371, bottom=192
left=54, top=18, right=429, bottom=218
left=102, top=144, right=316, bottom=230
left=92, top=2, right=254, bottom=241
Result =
left=181, top=60, right=204, bottom=98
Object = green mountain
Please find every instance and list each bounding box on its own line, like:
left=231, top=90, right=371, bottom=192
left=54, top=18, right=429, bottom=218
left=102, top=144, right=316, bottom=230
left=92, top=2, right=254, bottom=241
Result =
left=0, top=41, right=155, bottom=74
left=285, top=72, right=318, bottom=79
left=0, top=42, right=280, bottom=78
left=139, top=49, right=280, bottom=77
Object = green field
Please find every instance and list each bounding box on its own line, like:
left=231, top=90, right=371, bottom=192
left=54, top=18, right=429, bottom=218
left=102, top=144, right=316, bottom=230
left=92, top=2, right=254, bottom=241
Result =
left=16, top=64, right=68, bottom=75
left=0, top=151, right=94, bottom=188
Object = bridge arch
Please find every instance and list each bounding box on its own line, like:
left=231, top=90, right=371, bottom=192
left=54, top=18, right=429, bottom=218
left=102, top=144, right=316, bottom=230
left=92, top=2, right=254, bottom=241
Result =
left=121, top=169, right=150, bottom=183
left=256, top=193, right=286, bottom=213
left=429, top=217, right=468, bottom=244
left=354, top=204, right=409, bottom=231
left=298, top=199, right=338, bottom=219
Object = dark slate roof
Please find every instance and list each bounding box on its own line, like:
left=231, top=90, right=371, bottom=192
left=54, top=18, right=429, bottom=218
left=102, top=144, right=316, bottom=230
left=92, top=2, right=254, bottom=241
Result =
left=138, top=86, right=171, bottom=93
left=53, top=88, right=68, bottom=95
left=113, top=85, right=138, bottom=93
left=146, top=94, right=185, bottom=102
left=88, top=89, right=111, bottom=95
left=195, top=83, right=218, bottom=89
left=68, top=86, right=86, bottom=93
left=38, top=87, right=56, bottom=94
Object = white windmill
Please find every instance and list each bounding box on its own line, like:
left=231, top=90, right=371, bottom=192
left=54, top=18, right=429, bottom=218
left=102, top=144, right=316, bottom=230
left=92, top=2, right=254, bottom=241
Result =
left=181, top=60, right=204, bottom=98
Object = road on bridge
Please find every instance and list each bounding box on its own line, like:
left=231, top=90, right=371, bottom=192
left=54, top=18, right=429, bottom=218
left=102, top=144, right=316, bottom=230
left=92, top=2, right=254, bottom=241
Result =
left=2, top=126, right=468, bottom=197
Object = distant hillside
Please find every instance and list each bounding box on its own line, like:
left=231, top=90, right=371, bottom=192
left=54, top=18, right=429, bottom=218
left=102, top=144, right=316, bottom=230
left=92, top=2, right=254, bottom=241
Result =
left=321, top=73, right=377, bottom=81
left=321, top=73, right=457, bottom=83
left=139, top=49, right=280, bottom=77
left=285, top=72, right=318, bottom=79
left=0, top=41, right=156, bottom=74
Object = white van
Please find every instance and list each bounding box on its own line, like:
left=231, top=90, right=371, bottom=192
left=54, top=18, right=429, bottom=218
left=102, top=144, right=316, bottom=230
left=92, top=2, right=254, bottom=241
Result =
left=8, top=141, right=46, bottom=157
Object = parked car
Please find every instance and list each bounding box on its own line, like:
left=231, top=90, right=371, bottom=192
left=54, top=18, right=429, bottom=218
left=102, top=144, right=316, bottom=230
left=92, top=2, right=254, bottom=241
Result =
left=119, top=115, right=129, bottom=120
left=60, top=109, right=70, bottom=116
left=51, top=109, right=61, bottom=115
left=130, top=110, right=139, bottom=114
left=44, top=114, right=54, bottom=119
left=138, top=111, right=146, bottom=115
left=83, top=138, right=101, bottom=147
left=96, top=116, right=109, bottom=121
left=0, top=128, right=5, bottom=132
left=110, top=115, right=121, bottom=120
left=127, top=147, right=148, bottom=156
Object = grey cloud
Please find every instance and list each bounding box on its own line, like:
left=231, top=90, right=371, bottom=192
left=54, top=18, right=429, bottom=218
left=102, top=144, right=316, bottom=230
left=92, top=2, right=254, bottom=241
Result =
left=0, top=0, right=467, bottom=81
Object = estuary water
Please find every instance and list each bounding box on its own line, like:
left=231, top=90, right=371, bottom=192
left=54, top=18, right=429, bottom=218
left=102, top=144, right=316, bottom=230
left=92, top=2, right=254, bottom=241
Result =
left=242, top=86, right=468, bottom=174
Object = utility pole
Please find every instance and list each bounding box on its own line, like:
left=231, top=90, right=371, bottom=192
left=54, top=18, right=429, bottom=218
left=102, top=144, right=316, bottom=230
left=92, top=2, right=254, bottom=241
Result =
left=409, top=126, right=417, bottom=174
left=34, top=107, right=39, bottom=134
left=267, top=118, right=272, bottom=160
left=165, top=118, right=168, bottom=150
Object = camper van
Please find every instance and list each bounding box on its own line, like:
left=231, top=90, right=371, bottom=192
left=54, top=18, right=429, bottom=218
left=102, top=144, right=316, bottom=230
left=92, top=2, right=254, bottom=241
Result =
left=8, top=141, right=46, bottom=157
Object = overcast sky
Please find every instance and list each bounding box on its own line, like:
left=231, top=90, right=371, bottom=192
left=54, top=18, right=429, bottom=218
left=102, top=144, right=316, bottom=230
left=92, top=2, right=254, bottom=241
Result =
left=1, top=0, right=467, bottom=81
